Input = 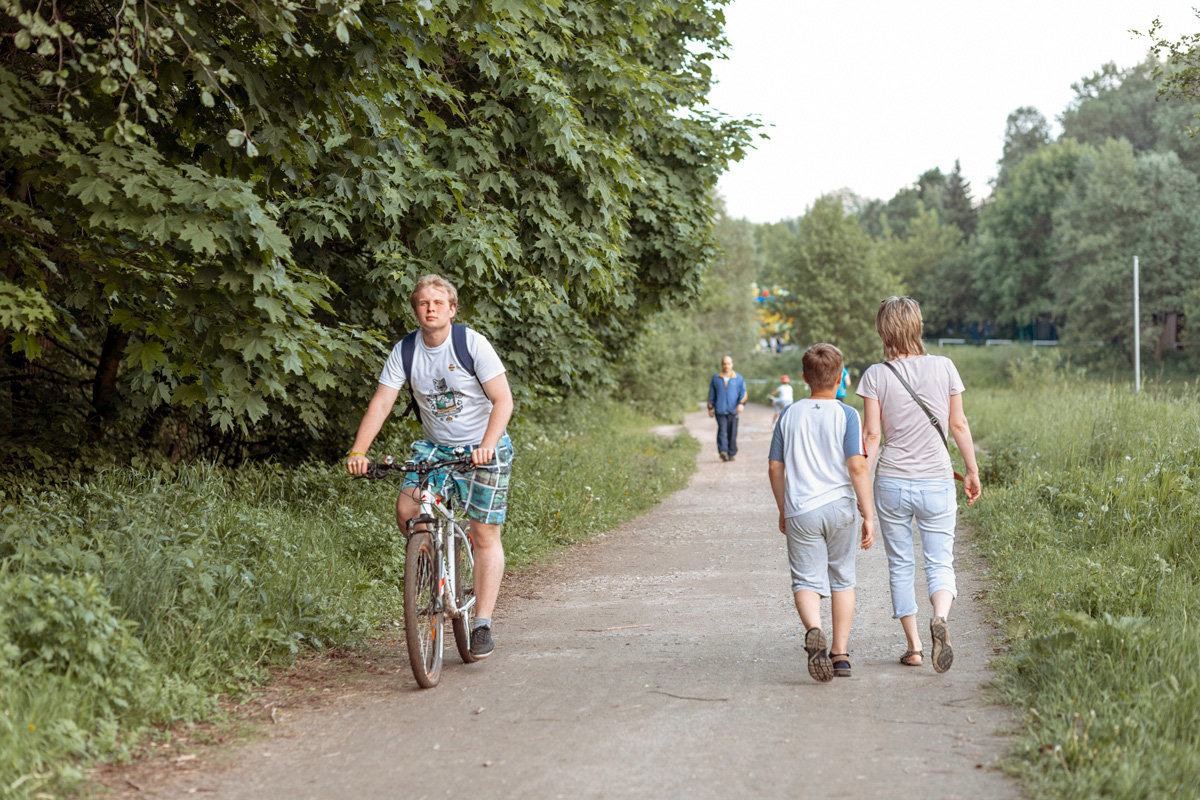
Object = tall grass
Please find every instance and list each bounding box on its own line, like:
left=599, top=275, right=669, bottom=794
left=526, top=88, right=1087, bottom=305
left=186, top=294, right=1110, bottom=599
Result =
left=0, top=399, right=696, bottom=798
left=959, top=349, right=1200, bottom=798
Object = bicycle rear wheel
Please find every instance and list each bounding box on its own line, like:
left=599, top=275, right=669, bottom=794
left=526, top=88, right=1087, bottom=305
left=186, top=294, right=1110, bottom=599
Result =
left=403, top=531, right=444, bottom=688
left=451, top=523, right=479, bottom=664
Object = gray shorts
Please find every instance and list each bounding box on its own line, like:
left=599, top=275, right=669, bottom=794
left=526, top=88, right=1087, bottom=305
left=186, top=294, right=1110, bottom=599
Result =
left=784, top=496, right=858, bottom=595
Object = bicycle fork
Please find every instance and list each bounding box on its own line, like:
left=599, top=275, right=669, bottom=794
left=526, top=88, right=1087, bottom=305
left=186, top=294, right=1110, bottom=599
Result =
left=409, top=511, right=449, bottom=619
left=421, top=513, right=465, bottom=622
left=411, top=503, right=473, bottom=622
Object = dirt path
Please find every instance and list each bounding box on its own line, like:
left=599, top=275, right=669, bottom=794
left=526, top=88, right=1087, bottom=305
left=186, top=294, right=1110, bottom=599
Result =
left=114, top=405, right=1020, bottom=799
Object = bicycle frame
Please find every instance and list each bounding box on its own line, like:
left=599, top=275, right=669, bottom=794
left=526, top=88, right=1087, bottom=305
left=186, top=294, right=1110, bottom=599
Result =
left=408, top=484, right=475, bottom=623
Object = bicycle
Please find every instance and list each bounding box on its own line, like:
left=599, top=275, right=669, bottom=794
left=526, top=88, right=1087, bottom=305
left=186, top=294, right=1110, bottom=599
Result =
left=359, top=450, right=480, bottom=688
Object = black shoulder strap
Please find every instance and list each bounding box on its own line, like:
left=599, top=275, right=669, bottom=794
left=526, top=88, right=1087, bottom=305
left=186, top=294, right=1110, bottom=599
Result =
left=882, top=361, right=947, bottom=448
left=400, top=330, right=422, bottom=423
left=451, top=324, right=482, bottom=388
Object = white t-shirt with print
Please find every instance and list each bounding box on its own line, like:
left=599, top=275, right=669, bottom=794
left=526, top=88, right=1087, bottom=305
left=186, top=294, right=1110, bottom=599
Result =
left=769, top=399, right=864, bottom=518
left=856, top=354, right=964, bottom=479
left=378, top=327, right=506, bottom=447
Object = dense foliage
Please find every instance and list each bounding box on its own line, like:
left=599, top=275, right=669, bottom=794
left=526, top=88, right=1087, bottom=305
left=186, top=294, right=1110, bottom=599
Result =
left=0, top=0, right=755, bottom=464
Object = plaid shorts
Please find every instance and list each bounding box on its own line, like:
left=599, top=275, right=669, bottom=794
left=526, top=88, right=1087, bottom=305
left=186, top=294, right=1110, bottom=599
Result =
left=402, top=434, right=513, bottom=525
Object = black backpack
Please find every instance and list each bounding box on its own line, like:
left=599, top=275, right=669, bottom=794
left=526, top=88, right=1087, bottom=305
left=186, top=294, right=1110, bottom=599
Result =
left=399, top=324, right=482, bottom=423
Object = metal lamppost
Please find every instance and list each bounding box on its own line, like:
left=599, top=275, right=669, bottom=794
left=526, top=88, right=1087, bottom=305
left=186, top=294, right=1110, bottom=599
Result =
left=1133, top=256, right=1141, bottom=393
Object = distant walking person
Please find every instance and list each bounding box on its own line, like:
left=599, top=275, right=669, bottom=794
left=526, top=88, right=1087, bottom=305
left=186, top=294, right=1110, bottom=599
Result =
left=768, top=344, right=874, bottom=682
left=768, top=374, right=794, bottom=425
left=857, top=297, right=981, bottom=673
left=835, top=366, right=851, bottom=400
left=707, top=355, right=747, bottom=461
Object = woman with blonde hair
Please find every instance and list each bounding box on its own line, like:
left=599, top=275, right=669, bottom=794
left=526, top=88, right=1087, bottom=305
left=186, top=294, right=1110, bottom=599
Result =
left=856, top=297, right=981, bottom=672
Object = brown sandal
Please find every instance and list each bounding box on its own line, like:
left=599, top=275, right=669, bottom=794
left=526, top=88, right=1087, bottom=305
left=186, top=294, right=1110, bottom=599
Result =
left=900, top=649, right=923, bottom=666
left=830, top=653, right=852, bottom=677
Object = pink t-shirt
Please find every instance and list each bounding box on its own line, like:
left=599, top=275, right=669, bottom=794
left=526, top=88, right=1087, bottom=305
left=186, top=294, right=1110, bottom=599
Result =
left=856, top=354, right=965, bottom=479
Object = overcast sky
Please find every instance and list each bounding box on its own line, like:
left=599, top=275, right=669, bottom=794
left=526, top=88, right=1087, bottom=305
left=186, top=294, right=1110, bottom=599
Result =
left=705, top=1, right=1200, bottom=223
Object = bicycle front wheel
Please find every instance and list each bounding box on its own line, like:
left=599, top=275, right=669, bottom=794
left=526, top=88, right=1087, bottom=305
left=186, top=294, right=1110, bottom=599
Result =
left=403, top=531, right=444, bottom=688
left=451, top=523, right=478, bottom=664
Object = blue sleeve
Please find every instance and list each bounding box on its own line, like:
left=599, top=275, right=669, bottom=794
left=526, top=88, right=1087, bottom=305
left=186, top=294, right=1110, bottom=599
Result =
left=841, top=403, right=864, bottom=458
left=768, top=412, right=785, bottom=461
left=737, top=375, right=747, bottom=402
left=707, top=376, right=716, bottom=407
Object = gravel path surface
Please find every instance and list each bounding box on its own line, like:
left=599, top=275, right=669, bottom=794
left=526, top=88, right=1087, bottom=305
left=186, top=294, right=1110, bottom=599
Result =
left=138, top=404, right=1021, bottom=799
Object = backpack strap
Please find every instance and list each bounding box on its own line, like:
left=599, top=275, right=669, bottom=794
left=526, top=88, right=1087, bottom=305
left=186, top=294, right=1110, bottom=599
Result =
left=399, top=324, right=483, bottom=424
left=450, top=324, right=481, bottom=387
left=399, top=330, right=422, bottom=423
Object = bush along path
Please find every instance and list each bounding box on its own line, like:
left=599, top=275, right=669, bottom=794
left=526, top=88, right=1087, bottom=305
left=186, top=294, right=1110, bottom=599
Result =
left=90, top=403, right=1020, bottom=799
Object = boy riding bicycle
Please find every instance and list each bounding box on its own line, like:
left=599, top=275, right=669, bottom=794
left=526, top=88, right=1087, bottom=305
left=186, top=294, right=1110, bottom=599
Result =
left=345, top=275, right=514, bottom=658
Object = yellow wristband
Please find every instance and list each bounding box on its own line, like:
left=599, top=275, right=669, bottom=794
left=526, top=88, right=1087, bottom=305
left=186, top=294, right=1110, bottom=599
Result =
left=347, top=451, right=366, bottom=458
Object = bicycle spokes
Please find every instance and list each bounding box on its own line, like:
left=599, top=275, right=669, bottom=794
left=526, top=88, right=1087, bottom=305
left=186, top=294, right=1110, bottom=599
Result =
left=404, top=533, right=444, bottom=688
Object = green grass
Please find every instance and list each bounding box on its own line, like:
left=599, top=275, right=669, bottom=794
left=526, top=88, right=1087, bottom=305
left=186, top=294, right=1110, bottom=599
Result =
left=505, top=401, right=697, bottom=567
left=0, top=398, right=696, bottom=798
left=963, top=366, right=1200, bottom=798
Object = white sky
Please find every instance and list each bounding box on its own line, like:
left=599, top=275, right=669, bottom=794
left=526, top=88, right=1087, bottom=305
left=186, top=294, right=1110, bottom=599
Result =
left=705, top=1, right=1200, bottom=223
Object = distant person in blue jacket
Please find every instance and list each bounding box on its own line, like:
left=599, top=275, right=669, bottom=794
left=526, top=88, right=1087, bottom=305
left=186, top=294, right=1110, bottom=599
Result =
left=835, top=366, right=851, bottom=400
left=707, top=355, right=747, bottom=462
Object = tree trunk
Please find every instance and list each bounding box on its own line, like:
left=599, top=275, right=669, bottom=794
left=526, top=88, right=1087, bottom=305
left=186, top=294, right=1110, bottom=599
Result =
left=91, top=326, right=129, bottom=421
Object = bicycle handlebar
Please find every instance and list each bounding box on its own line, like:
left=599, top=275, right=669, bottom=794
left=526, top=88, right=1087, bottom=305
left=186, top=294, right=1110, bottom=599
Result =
left=356, top=453, right=476, bottom=480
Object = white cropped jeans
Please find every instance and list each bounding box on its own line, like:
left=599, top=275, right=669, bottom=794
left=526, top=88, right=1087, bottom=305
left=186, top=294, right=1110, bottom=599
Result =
left=874, top=477, right=958, bottom=619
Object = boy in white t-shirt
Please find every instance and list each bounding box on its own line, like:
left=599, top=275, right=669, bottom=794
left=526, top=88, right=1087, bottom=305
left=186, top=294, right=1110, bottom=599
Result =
left=768, top=374, right=794, bottom=425
left=767, top=344, right=875, bottom=682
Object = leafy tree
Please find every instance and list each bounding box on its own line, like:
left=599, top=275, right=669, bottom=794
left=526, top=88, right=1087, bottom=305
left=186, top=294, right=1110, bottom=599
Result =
left=863, top=168, right=950, bottom=243
left=1061, top=58, right=1200, bottom=174
left=875, top=204, right=963, bottom=334
left=753, top=217, right=800, bottom=289
left=973, top=139, right=1091, bottom=328
left=619, top=197, right=760, bottom=414
left=1062, top=62, right=1160, bottom=151
left=877, top=185, right=922, bottom=240
left=1051, top=140, right=1200, bottom=359
left=777, top=195, right=900, bottom=366
left=703, top=206, right=762, bottom=358
left=916, top=167, right=949, bottom=217
left=995, top=106, right=1052, bottom=189
left=0, top=0, right=755, bottom=462
left=920, top=244, right=983, bottom=338
left=855, top=197, right=888, bottom=239
left=943, top=159, right=977, bottom=240
left=1143, top=13, right=1200, bottom=138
